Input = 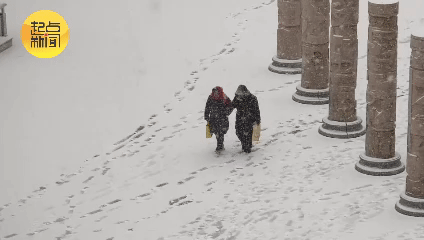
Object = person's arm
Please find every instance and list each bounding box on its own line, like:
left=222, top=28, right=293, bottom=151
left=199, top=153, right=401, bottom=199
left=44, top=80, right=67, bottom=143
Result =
left=226, top=100, right=234, bottom=116
left=204, top=96, right=212, bottom=122
left=232, top=95, right=240, bottom=109
left=253, top=97, right=261, bottom=124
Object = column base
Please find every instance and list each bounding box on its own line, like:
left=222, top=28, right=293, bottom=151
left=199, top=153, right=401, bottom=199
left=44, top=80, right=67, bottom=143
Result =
left=395, top=192, right=424, bottom=217
left=268, top=55, right=302, bottom=74
left=318, top=116, right=366, bottom=139
left=0, top=36, right=12, bottom=54
left=355, top=152, right=405, bottom=176
left=292, top=84, right=329, bottom=105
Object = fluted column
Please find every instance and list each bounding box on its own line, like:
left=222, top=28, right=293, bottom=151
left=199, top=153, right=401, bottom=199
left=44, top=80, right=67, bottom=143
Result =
left=292, top=0, right=330, bottom=105
left=0, top=5, right=6, bottom=36
left=396, top=32, right=424, bottom=217
left=355, top=0, right=404, bottom=176
left=318, top=0, right=366, bottom=138
left=0, top=3, right=11, bottom=55
left=269, top=0, right=302, bottom=74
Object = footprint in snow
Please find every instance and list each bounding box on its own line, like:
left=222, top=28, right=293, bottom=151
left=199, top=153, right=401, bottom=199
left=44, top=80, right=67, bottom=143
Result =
left=4, top=233, right=19, bottom=239
left=115, top=220, right=129, bottom=225
left=145, top=134, right=156, bottom=142
left=83, top=176, right=94, bottom=184
left=147, top=121, right=157, bottom=128
left=68, top=205, right=76, bottom=214
left=218, top=48, right=226, bottom=55
left=94, top=216, right=108, bottom=223
left=178, top=176, right=196, bottom=185
left=65, top=195, right=74, bottom=205
left=198, top=166, right=208, bottom=172
left=127, top=150, right=140, bottom=157
left=154, top=127, right=164, bottom=133
left=172, top=128, right=186, bottom=135
left=131, top=192, right=151, bottom=202
left=351, top=184, right=373, bottom=191
left=114, top=132, right=137, bottom=146
left=148, top=114, right=158, bottom=121
left=156, top=182, right=168, bottom=188
left=56, top=179, right=70, bottom=186
left=80, top=208, right=104, bottom=219
left=133, top=131, right=145, bottom=140
left=80, top=186, right=89, bottom=194
left=169, top=195, right=188, bottom=205
left=245, top=162, right=254, bottom=167
left=161, top=135, right=174, bottom=142
left=27, top=227, right=50, bottom=236
left=205, top=180, right=216, bottom=187
left=227, top=48, right=236, bottom=54
left=111, top=144, right=126, bottom=153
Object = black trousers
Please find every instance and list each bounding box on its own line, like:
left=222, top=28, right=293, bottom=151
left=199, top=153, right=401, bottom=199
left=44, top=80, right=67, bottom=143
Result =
left=210, top=120, right=228, bottom=149
left=236, top=124, right=253, bottom=151
left=215, top=131, right=225, bottom=149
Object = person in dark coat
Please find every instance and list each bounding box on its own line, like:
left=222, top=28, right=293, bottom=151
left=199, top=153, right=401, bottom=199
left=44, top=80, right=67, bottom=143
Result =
left=204, top=86, right=234, bottom=151
left=232, top=85, right=261, bottom=153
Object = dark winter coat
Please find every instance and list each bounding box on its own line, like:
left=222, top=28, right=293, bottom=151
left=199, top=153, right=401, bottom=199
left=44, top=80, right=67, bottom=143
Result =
left=232, top=93, right=261, bottom=129
left=204, top=96, right=234, bottom=134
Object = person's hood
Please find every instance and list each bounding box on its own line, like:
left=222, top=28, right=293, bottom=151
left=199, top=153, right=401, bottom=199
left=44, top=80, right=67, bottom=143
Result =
left=235, top=85, right=251, bottom=96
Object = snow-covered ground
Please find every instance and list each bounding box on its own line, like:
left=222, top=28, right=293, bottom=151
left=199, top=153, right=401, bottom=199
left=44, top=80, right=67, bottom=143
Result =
left=1, top=0, right=424, bottom=239
left=0, top=0, right=256, bottom=203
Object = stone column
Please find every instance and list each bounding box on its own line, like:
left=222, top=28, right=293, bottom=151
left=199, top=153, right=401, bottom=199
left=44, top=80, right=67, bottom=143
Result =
left=355, top=0, right=404, bottom=176
left=0, top=4, right=7, bottom=37
left=0, top=3, right=11, bottom=55
left=318, top=0, right=365, bottom=138
left=2, top=11, right=7, bottom=37
left=0, top=8, right=3, bottom=36
left=395, top=32, right=424, bottom=217
left=292, top=0, right=330, bottom=105
left=269, top=0, right=302, bottom=74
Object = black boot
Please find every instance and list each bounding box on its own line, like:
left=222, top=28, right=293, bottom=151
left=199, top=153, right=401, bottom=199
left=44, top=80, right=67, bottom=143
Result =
left=216, top=133, right=224, bottom=151
left=244, top=141, right=252, bottom=153
left=240, top=141, right=246, bottom=152
left=216, top=142, right=224, bottom=151
left=241, top=143, right=249, bottom=153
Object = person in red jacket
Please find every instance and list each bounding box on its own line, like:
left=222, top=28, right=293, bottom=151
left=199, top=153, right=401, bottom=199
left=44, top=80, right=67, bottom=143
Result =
left=204, top=86, right=234, bottom=151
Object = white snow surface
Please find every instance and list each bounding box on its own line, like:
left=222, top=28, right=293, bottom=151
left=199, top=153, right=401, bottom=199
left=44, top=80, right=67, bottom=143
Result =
left=1, top=0, right=424, bottom=239
left=412, top=23, right=424, bottom=38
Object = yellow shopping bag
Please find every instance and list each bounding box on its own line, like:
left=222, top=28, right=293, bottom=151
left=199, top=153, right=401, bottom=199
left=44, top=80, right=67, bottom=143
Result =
left=206, top=122, right=212, bottom=138
left=252, top=123, right=261, bottom=142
